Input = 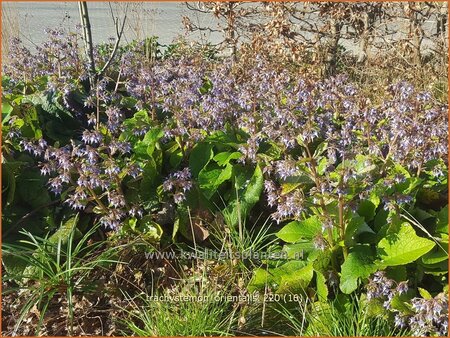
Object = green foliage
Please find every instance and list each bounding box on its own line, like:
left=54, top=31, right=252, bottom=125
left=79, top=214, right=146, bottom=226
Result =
left=2, top=32, right=448, bottom=336
left=119, top=283, right=236, bottom=336
left=2, top=219, right=118, bottom=335
left=340, top=246, right=377, bottom=294
left=248, top=260, right=313, bottom=294
left=377, top=223, right=435, bottom=267
left=276, top=216, right=322, bottom=243
left=223, top=164, right=264, bottom=228
left=198, top=162, right=233, bottom=199
left=309, top=297, right=408, bottom=336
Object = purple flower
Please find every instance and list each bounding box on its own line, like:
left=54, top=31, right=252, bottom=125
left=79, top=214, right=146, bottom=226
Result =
left=82, top=130, right=103, bottom=145
left=100, top=209, right=125, bottom=230
left=109, top=141, right=131, bottom=155
left=396, top=281, right=409, bottom=295
left=313, top=234, right=327, bottom=251
left=48, top=176, right=63, bottom=195
left=163, top=168, right=193, bottom=204
left=275, top=160, right=299, bottom=180
left=108, top=192, right=126, bottom=208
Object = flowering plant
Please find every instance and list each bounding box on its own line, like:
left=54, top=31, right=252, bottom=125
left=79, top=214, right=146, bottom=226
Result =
left=2, top=31, right=447, bottom=328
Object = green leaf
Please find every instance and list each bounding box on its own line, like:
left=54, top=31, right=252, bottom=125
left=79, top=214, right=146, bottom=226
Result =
left=138, top=216, right=163, bottom=242
left=263, top=141, right=282, bottom=160
left=120, top=96, right=138, bottom=109
left=316, top=157, right=328, bottom=175
left=163, top=141, right=182, bottom=168
left=283, top=242, right=314, bottom=259
left=11, top=117, right=25, bottom=130
left=205, top=130, right=239, bottom=148
left=411, top=208, right=434, bottom=222
left=357, top=200, right=377, bottom=222
left=143, top=128, right=164, bottom=157
left=198, top=163, right=232, bottom=199
left=49, top=216, right=81, bottom=245
left=418, top=287, right=433, bottom=300
left=272, top=260, right=307, bottom=280
left=421, top=244, right=448, bottom=265
left=281, top=175, right=314, bottom=196
left=2, top=101, right=13, bottom=121
left=313, top=141, right=328, bottom=158
left=435, top=205, right=448, bottom=234
left=390, top=293, right=413, bottom=313
left=353, top=155, right=377, bottom=175
left=393, top=163, right=411, bottom=178
left=247, top=268, right=276, bottom=292
left=169, top=149, right=183, bottom=168
left=172, top=218, right=180, bottom=241
left=139, top=157, right=158, bottom=200
left=281, top=182, right=301, bottom=195
left=212, top=151, right=242, bottom=166
left=277, top=264, right=314, bottom=294
left=315, top=271, right=329, bottom=300
left=377, top=223, right=435, bottom=266
left=344, top=215, right=375, bottom=246
left=248, top=261, right=305, bottom=292
left=189, top=143, right=214, bottom=177
left=248, top=260, right=310, bottom=293
left=385, top=266, right=407, bottom=282
left=133, top=141, right=148, bottom=157
left=126, top=217, right=138, bottom=231
left=340, top=245, right=377, bottom=294
left=223, top=165, right=263, bottom=227
left=276, top=215, right=322, bottom=243
left=240, top=165, right=264, bottom=206
left=311, top=250, right=332, bottom=273
left=403, top=177, right=423, bottom=195
left=2, top=253, right=28, bottom=277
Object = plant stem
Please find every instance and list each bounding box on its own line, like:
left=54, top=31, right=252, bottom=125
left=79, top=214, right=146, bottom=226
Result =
left=96, top=83, right=100, bottom=130
left=304, top=144, right=334, bottom=248
left=87, top=186, right=108, bottom=212
left=338, top=190, right=347, bottom=259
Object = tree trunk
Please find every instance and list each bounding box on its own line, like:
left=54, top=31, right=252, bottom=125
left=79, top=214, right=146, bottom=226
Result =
left=78, top=1, right=97, bottom=87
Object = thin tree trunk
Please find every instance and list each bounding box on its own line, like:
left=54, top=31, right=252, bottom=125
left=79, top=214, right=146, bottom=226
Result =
left=78, top=1, right=96, bottom=87
left=326, top=20, right=341, bottom=76
left=357, top=13, right=370, bottom=64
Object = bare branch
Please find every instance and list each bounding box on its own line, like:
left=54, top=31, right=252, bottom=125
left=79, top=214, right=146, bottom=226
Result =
left=98, top=3, right=128, bottom=78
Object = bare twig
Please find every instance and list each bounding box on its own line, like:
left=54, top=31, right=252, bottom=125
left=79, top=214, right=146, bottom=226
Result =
left=98, top=3, right=128, bottom=78
left=78, top=1, right=128, bottom=86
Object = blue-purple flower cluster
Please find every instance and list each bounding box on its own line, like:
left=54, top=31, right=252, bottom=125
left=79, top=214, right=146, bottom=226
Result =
left=4, top=31, right=447, bottom=231
left=366, top=271, right=448, bottom=336
left=121, top=53, right=447, bottom=223
left=18, top=103, right=146, bottom=230
left=162, top=168, right=193, bottom=204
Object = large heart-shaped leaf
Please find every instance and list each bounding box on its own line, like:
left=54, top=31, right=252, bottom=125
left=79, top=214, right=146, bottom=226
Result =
left=277, top=264, right=314, bottom=294
left=247, top=260, right=308, bottom=292
left=340, top=245, right=377, bottom=294
left=198, top=163, right=232, bottom=199
left=189, top=143, right=214, bottom=177
left=212, top=151, right=242, bottom=167
left=276, top=215, right=322, bottom=243
left=223, top=165, right=263, bottom=227
left=344, top=215, right=375, bottom=246
left=377, top=223, right=435, bottom=266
